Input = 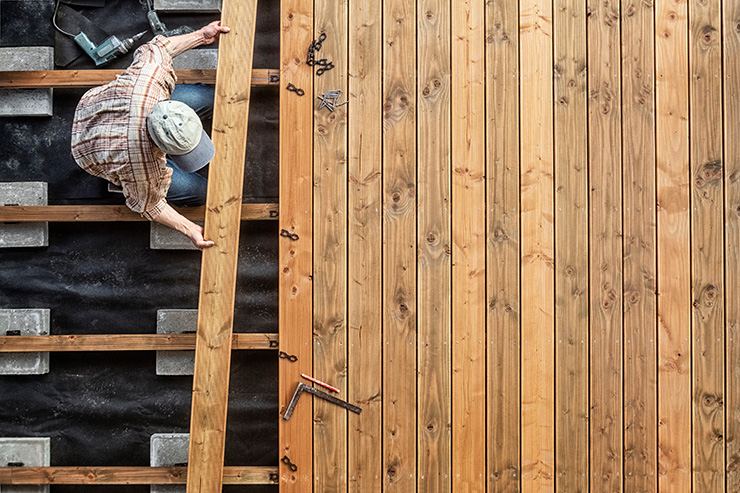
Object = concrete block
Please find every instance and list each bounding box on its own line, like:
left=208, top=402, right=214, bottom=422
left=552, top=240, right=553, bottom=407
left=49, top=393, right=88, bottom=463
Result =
left=0, top=182, right=49, bottom=248
left=156, top=309, right=196, bottom=376
left=0, top=47, right=53, bottom=117
left=153, top=0, right=220, bottom=12
left=0, top=309, right=50, bottom=376
left=150, top=221, right=199, bottom=250
left=150, top=433, right=189, bottom=493
left=0, top=437, right=50, bottom=493
left=172, top=49, right=218, bottom=70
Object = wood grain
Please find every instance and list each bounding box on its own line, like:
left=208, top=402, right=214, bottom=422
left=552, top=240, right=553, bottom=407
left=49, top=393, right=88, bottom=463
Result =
left=0, top=69, right=278, bottom=88
left=186, top=1, right=257, bottom=491
left=621, top=0, right=658, bottom=488
left=0, top=204, right=277, bottom=222
left=382, top=0, right=417, bottom=489
left=312, top=0, right=348, bottom=490
left=416, top=0, right=451, bottom=488
left=656, top=0, right=692, bottom=488
left=519, top=0, right=555, bottom=490
left=553, top=0, right=588, bottom=488
left=347, top=0, right=383, bottom=490
left=689, top=0, right=725, bottom=489
left=0, top=333, right=277, bottom=352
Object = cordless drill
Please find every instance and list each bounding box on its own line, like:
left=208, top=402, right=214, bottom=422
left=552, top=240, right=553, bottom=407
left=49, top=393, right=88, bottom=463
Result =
left=73, top=31, right=147, bottom=66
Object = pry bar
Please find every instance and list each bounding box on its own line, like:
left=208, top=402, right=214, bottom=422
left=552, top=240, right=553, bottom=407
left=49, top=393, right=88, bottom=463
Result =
left=282, top=382, right=362, bottom=420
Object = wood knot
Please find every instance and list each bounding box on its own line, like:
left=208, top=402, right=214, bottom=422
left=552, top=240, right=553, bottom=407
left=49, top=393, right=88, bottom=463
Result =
left=392, top=191, right=402, bottom=203
left=422, top=86, right=431, bottom=96
left=433, top=78, right=441, bottom=88
left=425, top=10, right=434, bottom=20
left=426, top=232, right=437, bottom=244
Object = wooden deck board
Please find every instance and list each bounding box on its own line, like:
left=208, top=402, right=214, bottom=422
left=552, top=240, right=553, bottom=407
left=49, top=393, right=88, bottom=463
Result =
left=553, top=0, right=588, bottom=488
left=416, top=0, right=451, bottom=488
left=0, top=204, right=277, bottom=222
left=0, top=333, right=277, bottom=351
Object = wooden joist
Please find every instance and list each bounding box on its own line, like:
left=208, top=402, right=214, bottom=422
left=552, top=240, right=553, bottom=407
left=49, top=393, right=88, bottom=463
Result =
left=186, top=1, right=258, bottom=491
left=0, top=333, right=277, bottom=352
left=0, top=69, right=279, bottom=88
left=0, top=466, right=277, bottom=485
left=0, top=204, right=277, bottom=222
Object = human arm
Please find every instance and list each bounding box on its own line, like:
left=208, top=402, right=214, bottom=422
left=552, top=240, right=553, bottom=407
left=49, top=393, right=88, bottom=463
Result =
left=167, top=21, right=230, bottom=58
left=150, top=202, right=215, bottom=250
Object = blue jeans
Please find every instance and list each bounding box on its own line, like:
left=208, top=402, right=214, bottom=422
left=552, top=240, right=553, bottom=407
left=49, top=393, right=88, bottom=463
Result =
left=165, top=84, right=214, bottom=207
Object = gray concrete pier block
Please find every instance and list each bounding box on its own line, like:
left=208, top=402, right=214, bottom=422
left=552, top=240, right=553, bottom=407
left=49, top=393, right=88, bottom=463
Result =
left=0, top=182, right=49, bottom=248
left=156, top=309, right=196, bottom=376
left=0, top=437, right=51, bottom=493
left=150, top=222, right=200, bottom=251
left=173, top=49, right=218, bottom=70
left=0, top=309, right=50, bottom=376
left=150, top=433, right=189, bottom=493
left=153, top=0, right=220, bottom=12
left=0, top=47, right=54, bottom=117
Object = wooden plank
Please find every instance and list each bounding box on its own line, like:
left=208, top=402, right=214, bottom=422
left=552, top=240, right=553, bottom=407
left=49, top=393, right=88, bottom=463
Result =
left=0, top=69, right=279, bottom=88
left=587, top=0, right=623, bottom=489
left=451, top=0, right=485, bottom=489
left=621, top=0, right=658, bottom=488
left=416, top=0, right=451, bottom=488
left=382, top=0, right=416, bottom=489
left=0, top=333, right=277, bottom=352
left=0, top=466, right=276, bottom=485
left=689, top=0, right=724, bottom=489
left=185, top=2, right=257, bottom=491
left=347, top=0, right=383, bottom=489
left=519, top=0, right=555, bottom=489
left=486, top=0, right=521, bottom=488
left=552, top=0, right=588, bottom=488
left=0, top=204, right=278, bottom=222
left=312, top=0, right=348, bottom=489
left=724, top=2, right=740, bottom=489
left=656, top=0, right=691, bottom=488
left=279, top=0, right=314, bottom=487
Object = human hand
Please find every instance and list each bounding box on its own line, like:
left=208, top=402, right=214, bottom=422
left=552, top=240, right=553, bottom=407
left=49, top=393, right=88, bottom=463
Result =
left=188, top=224, right=215, bottom=250
left=199, top=21, right=230, bottom=45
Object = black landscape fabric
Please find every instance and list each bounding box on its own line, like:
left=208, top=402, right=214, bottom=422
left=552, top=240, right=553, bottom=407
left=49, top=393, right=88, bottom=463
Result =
left=0, top=0, right=280, bottom=491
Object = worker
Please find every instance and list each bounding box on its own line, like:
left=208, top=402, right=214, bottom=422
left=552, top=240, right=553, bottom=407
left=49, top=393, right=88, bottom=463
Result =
left=70, top=21, right=230, bottom=249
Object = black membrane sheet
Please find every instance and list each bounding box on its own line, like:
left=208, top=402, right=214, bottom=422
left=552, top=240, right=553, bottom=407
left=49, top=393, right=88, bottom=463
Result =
left=0, top=1, right=280, bottom=491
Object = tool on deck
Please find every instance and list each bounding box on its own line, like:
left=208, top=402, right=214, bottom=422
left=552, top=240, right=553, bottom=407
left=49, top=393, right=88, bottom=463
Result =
left=301, top=373, right=340, bottom=393
left=53, top=0, right=147, bottom=66
left=142, top=0, right=195, bottom=37
left=283, top=382, right=361, bottom=420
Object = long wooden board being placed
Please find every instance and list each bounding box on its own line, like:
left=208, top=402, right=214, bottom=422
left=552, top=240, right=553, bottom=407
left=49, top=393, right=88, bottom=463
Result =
left=0, top=333, right=277, bottom=352
left=0, top=69, right=278, bottom=88
left=0, top=204, right=277, bottom=222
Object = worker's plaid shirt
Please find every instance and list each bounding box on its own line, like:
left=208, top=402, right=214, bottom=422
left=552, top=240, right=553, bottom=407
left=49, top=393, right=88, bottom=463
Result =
left=71, top=36, right=176, bottom=219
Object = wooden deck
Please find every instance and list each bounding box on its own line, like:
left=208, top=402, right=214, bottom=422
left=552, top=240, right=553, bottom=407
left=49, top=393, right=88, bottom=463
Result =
left=284, top=0, right=740, bottom=491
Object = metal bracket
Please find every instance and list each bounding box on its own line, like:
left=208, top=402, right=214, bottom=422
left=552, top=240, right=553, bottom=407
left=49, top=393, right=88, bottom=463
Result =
left=286, top=83, right=305, bottom=96
left=278, top=351, right=298, bottom=362
left=280, top=229, right=300, bottom=241
left=281, top=455, right=298, bottom=472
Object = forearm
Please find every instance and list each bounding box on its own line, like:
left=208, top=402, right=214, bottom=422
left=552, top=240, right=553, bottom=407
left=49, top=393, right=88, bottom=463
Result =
left=166, top=31, right=207, bottom=57
left=150, top=202, right=198, bottom=236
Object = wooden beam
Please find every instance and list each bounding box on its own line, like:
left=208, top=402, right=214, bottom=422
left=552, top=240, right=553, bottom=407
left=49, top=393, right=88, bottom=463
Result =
left=0, top=204, right=277, bottom=222
left=0, top=466, right=276, bottom=485
left=278, top=0, right=314, bottom=487
left=186, top=1, right=257, bottom=491
left=0, top=69, right=279, bottom=88
left=0, top=333, right=277, bottom=352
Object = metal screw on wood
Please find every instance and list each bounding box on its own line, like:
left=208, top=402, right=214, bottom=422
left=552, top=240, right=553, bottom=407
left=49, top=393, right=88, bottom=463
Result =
left=317, top=90, right=348, bottom=112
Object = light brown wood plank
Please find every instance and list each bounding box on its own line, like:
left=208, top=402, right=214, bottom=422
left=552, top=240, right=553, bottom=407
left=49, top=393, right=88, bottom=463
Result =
left=186, top=1, right=257, bottom=491
left=279, top=0, right=314, bottom=487
left=724, top=2, right=740, bottom=489
left=0, top=204, right=277, bottom=222
left=451, top=0, right=486, bottom=489
left=0, top=333, right=277, bottom=352
left=0, top=467, right=276, bottom=485
left=486, top=0, right=521, bottom=488
left=621, top=0, right=658, bottom=488
left=656, top=0, right=692, bottom=488
left=416, top=0, right=451, bottom=488
left=519, top=0, right=555, bottom=490
left=0, top=69, right=278, bottom=88
left=689, top=0, right=725, bottom=489
left=382, top=0, right=416, bottom=489
left=347, top=0, right=383, bottom=489
left=313, top=0, right=348, bottom=490
left=553, top=0, right=588, bottom=488
left=587, top=0, right=623, bottom=489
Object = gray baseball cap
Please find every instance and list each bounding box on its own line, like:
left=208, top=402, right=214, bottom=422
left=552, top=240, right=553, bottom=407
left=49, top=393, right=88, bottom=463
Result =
left=147, top=100, right=215, bottom=173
